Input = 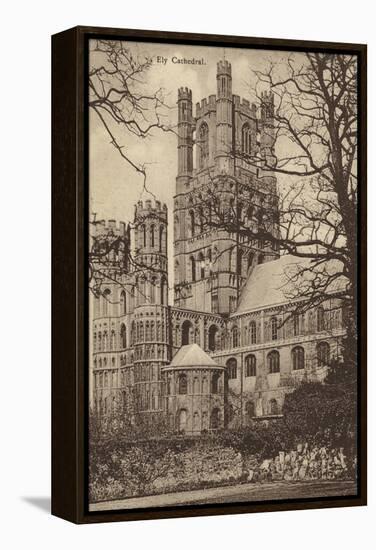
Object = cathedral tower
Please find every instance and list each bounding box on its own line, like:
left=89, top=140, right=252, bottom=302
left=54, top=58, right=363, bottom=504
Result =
left=259, top=90, right=277, bottom=170
left=91, top=219, right=134, bottom=419
left=215, top=60, right=233, bottom=173
left=176, top=87, right=194, bottom=195
left=133, top=199, right=171, bottom=418
left=173, top=60, right=280, bottom=317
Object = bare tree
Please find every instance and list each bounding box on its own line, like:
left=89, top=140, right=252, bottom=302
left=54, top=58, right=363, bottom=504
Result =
left=89, top=40, right=173, bottom=299
left=89, top=39, right=171, bottom=185
left=190, top=53, right=357, bottom=362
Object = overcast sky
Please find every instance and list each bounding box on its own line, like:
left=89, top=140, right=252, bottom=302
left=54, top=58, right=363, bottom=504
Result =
left=89, top=41, right=306, bottom=296
left=89, top=41, right=296, bottom=223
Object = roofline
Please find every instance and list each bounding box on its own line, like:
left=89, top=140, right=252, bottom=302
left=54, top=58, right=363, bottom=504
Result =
left=233, top=289, right=345, bottom=318
left=162, top=364, right=224, bottom=372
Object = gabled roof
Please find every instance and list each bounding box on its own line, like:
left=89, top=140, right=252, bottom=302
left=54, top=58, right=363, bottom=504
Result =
left=235, top=254, right=346, bottom=315
left=167, top=343, right=222, bottom=369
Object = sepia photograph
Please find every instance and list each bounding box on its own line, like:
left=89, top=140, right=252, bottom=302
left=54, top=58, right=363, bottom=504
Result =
left=87, top=38, right=360, bottom=512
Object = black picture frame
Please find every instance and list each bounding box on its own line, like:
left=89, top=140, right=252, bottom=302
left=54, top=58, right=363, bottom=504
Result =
left=52, top=26, right=367, bottom=524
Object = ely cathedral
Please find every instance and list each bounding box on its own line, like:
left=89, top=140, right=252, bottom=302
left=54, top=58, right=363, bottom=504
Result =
left=90, top=60, right=345, bottom=434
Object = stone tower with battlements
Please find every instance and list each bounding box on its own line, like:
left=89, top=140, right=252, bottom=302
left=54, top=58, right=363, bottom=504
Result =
left=132, top=199, right=171, bottom=417
left=91, top=219, right=135, bottom=419
left=173, top=60, right=280, bottom=316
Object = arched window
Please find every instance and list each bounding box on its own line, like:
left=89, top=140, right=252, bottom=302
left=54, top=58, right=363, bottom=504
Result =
left=199, top=252, right=205, bottom=279
left=245, top=401, right=255, bottom=419
left=293, top=313, right=300, bottom=336
left=141, top=224, right=146, bottom=247
left=241, top=122, right=252, bottom=155
left=199, top=122, right=209, bottom=168
left=103, top=331, right=108, bottom=351
left=120, top=291, right=126, bottom=315
left=317, top=341, right=330, bottom=367
left=237, top=248, right=243, bottom=277
left=207, top=248, right=212, bottom=275
left=269, top=398, right=279, bottom=415
left=267, top=350, right=280, bottom=374
left=182, top=320, right=193, bottom=345
left=249, top=321, right=257, bottom=344
left=178, top=374, right=188, bottom=394
left=211, top=372, right=220, bottom=394
left=292, top=346, right=305, bottom=370
left=102, top=288, right=111, bottom=316
left=110, top=330, right=115, bottom=350
left=193, top=377, right=199, bottom=394
left=208, top=325, right=218, bottom=351
left=271, top=316, right=278, bottom=341
left=161, top=276, right=167, bottom=305
left=150, top=277, right=157, bottom=303
left=120, top=323, right=127, bottom=349
left=189, top=210, right=195, bottom=237
left=226, top=358, right=237, bottom=380
left=159, top=225, right=164, bottom=252
left=231, top=326, right=239, bottom=348
left=317, top=306, right=325, bottom=332
left=245, top=354, right=256, bottom=377
left=156, top=321, right=162, bottom=341
left=150, top=224, right=155, bottom=248
left=190, top=256, right=196, bottom=282
left=199, top=207, right=205, bottom=233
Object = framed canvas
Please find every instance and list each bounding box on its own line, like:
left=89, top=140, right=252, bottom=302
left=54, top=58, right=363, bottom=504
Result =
left=52, top=26, right=367, bottom=524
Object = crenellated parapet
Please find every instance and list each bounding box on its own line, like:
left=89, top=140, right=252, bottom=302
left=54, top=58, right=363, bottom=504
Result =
left=217, top=59, right=232, bottom=77
left=93, top=218, right=130, bottom=238
left=134, top=199, right=168, bottom=224
left=233, top=95, right=258, bottom=119
left=178, top=86, right=192, bottom=101
left=133, top=197, right=169, bottom=306
left=195, top=95, right=216, bottom=118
